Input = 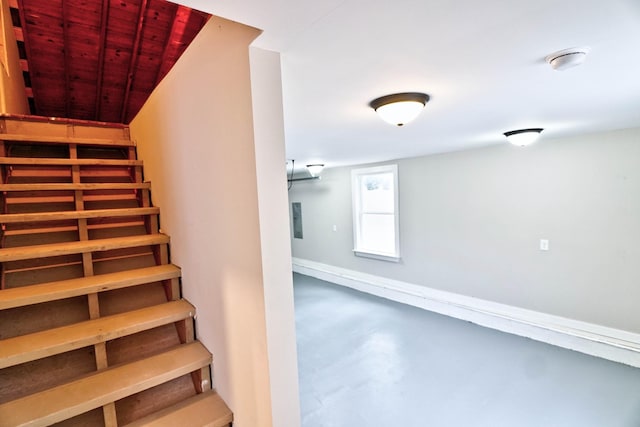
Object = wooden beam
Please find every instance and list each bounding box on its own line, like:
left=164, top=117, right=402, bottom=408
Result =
left=153, top=4, right=183, bottom=87
left=16, top=0, right=39, bottom=114
left=62, top=0, right=71, bottom=117
left=95, top=0, right=110, bottom=121
left=121, top=0, right=149, bottom=123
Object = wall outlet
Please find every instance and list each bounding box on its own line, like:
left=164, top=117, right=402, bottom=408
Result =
left=540, top=239, right=549, bottom=251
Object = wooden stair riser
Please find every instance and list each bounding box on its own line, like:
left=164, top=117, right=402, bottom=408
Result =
left=3, top=190, right=148, bottom=207
left=2, top=163, right=141, bottom=184
left=2, top=249, right=162, bottom=290
left=2, top=217, right=148, bottom=237
left=2, top=146, right=132, bottom=167
left=3, top=192, right=140, bottom=205
left=3, top=217, right=146, bottom=235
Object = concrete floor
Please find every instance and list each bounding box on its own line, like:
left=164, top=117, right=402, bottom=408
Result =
left=294, top=273, right=640, bottom=427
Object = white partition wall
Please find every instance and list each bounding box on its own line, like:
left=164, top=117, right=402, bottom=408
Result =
left=130, top=16, right=300, bottom=427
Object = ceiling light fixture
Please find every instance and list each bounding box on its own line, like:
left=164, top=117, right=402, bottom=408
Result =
left=546, top=47, right=590, bottom=71
left=503, top=128, right=544, bottom=146
left=306, top=164, right=325, bottom=177
left=287, top=160, right=325, bottom=190
left=370, top=92, right=430, bottom=126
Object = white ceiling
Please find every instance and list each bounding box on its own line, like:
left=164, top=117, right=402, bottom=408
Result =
left=180, top=0, right=640, bottom=170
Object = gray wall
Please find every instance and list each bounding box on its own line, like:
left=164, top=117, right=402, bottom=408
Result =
left=289, top=127, right=640, bottom=333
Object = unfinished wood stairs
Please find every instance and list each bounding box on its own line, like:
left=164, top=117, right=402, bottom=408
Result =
left=0, top=116, right=232, bottom=427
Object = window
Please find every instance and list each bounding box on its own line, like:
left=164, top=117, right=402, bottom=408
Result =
left=351, top=164, right=399, bottom=262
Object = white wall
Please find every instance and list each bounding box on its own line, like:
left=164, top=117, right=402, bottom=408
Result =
left=250, top=46, right=301, bottom=427
left=289, top=128, right=640, bottom=334
left=130, top=16, right=299, bottom=427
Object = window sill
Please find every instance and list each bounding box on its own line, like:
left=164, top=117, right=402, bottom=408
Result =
left=353, top=250, right=400, bottom=263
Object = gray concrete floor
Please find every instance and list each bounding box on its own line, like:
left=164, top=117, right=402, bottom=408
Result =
left=293, top=273, right=640, bottom=427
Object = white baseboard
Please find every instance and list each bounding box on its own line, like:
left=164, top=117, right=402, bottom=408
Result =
left=292, top=257, right=640, bottom=368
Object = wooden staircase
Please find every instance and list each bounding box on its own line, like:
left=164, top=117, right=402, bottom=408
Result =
left=0, top=115, right=232, bottom=427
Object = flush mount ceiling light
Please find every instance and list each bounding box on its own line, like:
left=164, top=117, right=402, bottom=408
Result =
left=503, top=128, right=544, bottom=146
left=370, top=92, right=430, bottom=126
left=287, top=160, right=325, bottom=190
left=306, top=164, right=325, bottom=177
left=546, top=47, right=590, bottom=71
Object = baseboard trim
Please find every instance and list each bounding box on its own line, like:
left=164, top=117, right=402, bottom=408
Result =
left=292, top=257, right=640, bottom=368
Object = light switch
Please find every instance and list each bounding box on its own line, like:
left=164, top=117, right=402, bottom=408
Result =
left=539, top=239, right=549, bottom=251
left=332, top=225, right=337, bottom=232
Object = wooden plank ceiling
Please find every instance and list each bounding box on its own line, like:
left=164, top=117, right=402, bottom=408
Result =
left=8, top=0, right=210, bottom=123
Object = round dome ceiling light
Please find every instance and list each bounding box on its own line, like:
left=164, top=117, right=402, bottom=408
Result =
left=546, top=47, right=590, bottom=71
left=370, top=92, right=430, bottom=126
left=306, top=164, right=325, bottom=177
left=504, top=128, right=544, bottom=146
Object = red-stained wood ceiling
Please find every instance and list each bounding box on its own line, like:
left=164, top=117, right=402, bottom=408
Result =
left=9, top=0, right=210, bottom=123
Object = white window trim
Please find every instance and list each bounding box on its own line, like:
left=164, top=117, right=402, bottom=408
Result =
left=351, top=164, right=400, bottom=262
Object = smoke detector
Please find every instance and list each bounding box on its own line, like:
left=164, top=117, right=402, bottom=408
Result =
left=546, top=47, right=590, bottom=71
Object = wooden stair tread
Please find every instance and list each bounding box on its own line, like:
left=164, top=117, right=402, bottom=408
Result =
left=0, top=207, right=160, bottom=224
left=124, top=391, right=232, bottom=427
left=0, top=182, right=150, bottom=191
left=0, top=157, right=142, bottom=166
left=0, top=342, right=212, bottom=427
left=0, top=300, right=195, bottom=369
left=0, top=233, right=169, bottom=262
left=0, top=264, right=180, bottom=310
left=0, top=133, right=134, bottom=146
